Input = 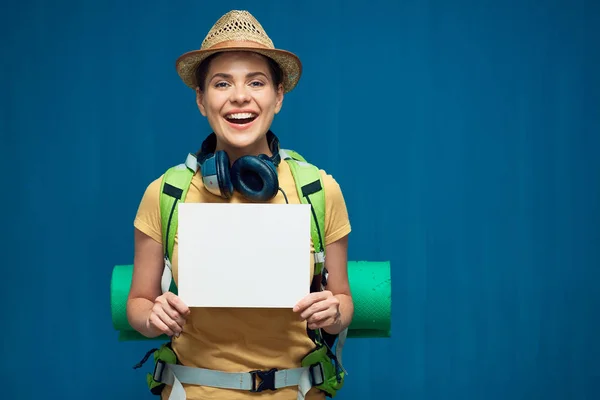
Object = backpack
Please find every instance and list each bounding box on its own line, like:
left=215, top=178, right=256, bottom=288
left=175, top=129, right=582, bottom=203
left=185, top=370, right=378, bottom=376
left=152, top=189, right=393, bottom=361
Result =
left=139, top=148, right=347, bottom=399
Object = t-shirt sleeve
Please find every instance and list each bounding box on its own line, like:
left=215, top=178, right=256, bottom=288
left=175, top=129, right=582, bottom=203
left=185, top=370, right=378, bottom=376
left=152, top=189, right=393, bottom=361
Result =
left=321, top=170, right=352, bottom=245
left=133, top=175, right=164, bottom=245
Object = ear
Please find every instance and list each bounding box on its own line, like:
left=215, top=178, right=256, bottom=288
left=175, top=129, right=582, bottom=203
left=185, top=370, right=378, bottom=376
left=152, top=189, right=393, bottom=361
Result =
left=274, top=84, right=284, bottom=114
left=196, top=87, right=207, bottom=116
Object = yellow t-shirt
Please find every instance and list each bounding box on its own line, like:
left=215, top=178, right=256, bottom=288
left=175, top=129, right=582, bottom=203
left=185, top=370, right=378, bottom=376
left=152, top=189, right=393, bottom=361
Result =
left=133, top=159, right=351, bottom=400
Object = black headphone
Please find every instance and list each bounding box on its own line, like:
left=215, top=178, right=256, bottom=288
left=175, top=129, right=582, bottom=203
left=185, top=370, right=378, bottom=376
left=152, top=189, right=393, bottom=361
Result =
left=196, top=131, right=282, bottom=202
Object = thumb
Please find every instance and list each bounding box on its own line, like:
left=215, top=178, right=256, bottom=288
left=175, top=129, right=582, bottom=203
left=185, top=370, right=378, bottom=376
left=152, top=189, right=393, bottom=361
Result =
left=165, top=292, right=191, bottom=315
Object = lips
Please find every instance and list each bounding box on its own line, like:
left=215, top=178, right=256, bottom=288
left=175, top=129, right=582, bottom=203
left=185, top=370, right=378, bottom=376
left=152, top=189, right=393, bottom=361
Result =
left=225, top=112, right=258, bottom=125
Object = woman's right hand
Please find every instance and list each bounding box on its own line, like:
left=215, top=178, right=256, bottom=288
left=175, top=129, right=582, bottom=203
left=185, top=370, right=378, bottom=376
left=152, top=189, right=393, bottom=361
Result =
left=146, top=292, right=191, bottom=337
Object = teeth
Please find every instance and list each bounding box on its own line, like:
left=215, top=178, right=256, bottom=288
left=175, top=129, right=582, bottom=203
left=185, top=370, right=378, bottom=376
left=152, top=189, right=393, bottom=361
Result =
left=226, top=112, right=256, bottom=119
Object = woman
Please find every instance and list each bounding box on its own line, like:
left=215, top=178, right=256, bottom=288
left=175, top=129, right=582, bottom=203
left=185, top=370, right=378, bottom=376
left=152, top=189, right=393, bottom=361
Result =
left=127, top=10, right=353, bottom=400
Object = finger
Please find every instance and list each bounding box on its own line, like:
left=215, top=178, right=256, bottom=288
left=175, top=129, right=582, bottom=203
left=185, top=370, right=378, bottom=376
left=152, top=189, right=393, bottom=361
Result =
left=307, top=308, right=337, bottom=327
left=155, top=296, right=186, bottom=329
left=166, top=293, right=191, bottom=316
left=160, top=302, right=187, bottom=327
left=300, top=300, right=330, bottom=321
left=293, top=291, right=329, bottom=313
left=300, top=295, right=338, bottom=320
left=149, top=313, right=175, bottom=336
left=155, top=306, right=183, bottom=334
left=308, top=315, right=337, bottom=330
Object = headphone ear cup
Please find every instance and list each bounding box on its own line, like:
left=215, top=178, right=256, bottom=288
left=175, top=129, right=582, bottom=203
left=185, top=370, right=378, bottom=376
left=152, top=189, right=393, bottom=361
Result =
left=215, top=151, right=233, bottom=199
left=230, top=156, right=279, bottom=202
left=257, top=154, right=278, bottom=176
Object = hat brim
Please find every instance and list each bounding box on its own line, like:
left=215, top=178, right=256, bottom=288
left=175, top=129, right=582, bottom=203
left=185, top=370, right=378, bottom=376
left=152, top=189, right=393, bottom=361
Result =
left=175, top=47, right=302, bottom=93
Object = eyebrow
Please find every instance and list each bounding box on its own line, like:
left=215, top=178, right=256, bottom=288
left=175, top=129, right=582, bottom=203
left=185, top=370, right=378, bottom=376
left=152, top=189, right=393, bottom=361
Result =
left=209, top=71, right=269, bottom=81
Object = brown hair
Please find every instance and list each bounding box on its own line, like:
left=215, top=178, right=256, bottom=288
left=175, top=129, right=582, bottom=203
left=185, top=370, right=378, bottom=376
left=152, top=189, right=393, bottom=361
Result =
left=194, top=52, right=284, bottom=92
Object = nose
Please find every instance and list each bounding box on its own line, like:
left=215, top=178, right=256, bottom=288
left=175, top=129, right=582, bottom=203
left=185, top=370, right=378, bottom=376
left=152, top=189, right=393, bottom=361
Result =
left=230, top=84, right=251, bottom=104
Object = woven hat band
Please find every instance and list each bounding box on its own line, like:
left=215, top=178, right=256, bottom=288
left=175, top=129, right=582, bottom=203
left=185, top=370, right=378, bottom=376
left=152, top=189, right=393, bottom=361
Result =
left=208, top=40, right=271, bottom=51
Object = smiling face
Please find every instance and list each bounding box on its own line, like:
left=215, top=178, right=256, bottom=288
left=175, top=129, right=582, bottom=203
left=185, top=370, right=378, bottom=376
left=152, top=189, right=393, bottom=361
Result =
left=195, top=51, right=284, bottom=159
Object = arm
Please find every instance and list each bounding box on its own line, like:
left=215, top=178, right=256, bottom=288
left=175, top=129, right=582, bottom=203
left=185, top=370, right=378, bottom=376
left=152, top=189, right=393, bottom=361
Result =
left=127, top=228, right=189, bottom=338
left=322, top=234, right=353, bottom=335
left=293, top=234, right=354, bottom=335
left=126, top=228, right=164, bottom=338
left=294, top=170, right=353, bottom=334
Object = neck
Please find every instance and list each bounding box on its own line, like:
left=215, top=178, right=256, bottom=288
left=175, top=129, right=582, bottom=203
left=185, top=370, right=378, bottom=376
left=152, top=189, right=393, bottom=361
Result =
left=215, top=136, right=272, bottom=165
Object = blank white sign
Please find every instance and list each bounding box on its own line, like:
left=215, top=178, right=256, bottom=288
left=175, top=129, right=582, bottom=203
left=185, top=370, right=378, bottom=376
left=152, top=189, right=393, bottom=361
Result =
left=177, top=203, right=312, bottom=308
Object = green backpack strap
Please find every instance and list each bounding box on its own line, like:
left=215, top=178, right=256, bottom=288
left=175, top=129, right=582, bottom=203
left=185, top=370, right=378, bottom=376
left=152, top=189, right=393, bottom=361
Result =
left=280, top=148, right=329, bottom=327
left=158, top=153, right=198, bottom=294
left=280, top=149, right=327, bottom=280
left=281, top=149, right=348, bottom=397
left=137, top=154, right=197, bottom=394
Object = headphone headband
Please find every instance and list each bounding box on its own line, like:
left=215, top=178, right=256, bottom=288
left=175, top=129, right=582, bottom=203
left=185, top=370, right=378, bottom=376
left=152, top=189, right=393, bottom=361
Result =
left=195, top=131, right=282, bottom=202
left=197, top=131, right=281, bottom=166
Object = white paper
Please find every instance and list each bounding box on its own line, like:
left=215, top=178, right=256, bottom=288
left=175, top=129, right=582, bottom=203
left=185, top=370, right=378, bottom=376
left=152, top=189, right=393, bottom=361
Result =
left=177, top=203, right=312, bottom=308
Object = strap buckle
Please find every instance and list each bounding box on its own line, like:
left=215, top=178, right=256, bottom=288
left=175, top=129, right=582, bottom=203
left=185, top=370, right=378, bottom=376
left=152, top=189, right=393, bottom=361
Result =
left=152, top=360, right=166, bottom=383
left=249, top=368, right=277, bottom=392
left=313, top=251, right=325, bottom=264
left=309, top=363, right=325, bottom=386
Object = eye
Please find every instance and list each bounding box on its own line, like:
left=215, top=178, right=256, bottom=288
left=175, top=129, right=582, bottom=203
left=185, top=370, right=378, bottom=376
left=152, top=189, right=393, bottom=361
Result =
left=249, top=80, right=265, bottom=87
left=214, top=81, right=230, bottom=88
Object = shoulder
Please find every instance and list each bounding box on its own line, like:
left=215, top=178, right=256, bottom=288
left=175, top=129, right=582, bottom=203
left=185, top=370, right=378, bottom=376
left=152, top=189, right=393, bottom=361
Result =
left=139, top=161, right=192, bottom=204
left=133, top=174, right=165, bottom=244
left=139, top=174, right=165, bottom=206
left=317, top=168, right=352, bottom=243
left=319, top=169, right=342, bottom=193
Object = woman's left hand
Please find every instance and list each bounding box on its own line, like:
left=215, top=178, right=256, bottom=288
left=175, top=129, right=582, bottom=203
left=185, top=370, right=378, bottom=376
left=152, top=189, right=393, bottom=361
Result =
left=293, top=291, right=341, bottom=330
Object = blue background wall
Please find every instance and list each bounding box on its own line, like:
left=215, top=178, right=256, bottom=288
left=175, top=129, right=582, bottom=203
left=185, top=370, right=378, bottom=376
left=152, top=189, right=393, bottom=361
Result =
left=2, top=0, right=599, bottom=399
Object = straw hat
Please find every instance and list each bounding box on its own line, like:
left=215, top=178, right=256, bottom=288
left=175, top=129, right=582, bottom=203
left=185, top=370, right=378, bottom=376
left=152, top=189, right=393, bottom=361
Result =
left=175, top=10, right=302, bottom=93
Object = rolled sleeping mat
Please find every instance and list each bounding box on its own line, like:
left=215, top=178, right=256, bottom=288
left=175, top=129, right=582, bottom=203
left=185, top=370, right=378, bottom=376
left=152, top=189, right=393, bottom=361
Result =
left=111, top=261, right=391, bottom=341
